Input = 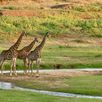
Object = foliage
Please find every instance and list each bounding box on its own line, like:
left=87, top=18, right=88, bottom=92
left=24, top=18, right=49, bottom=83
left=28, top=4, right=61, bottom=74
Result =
left=0, top=15, right=101, bottom=36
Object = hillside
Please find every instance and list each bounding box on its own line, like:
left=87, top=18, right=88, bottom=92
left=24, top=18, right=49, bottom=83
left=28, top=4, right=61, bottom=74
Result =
left=0, top=0, right=101, bottom=37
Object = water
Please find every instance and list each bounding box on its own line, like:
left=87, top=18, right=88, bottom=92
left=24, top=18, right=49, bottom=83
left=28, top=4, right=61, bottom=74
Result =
left=0, top=82, right=102, bottom=99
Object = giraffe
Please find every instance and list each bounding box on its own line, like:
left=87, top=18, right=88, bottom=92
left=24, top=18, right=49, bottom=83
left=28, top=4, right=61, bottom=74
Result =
left=17, top=37, right=39, bottom=73
left=0, top=31, right=26, bottom=76
left=26, top=32, right=49, bottom=76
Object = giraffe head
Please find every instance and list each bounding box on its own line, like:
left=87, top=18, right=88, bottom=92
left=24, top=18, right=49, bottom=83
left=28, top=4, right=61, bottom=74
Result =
left=45, top=32, right=50, bottom=38
left=34, top=37, right=39, bottom=43
left=21, top=31, right=27, bottom=37
left=43, top=32, right=49, bottom=38
left=45, top=32, right=49, bottom=36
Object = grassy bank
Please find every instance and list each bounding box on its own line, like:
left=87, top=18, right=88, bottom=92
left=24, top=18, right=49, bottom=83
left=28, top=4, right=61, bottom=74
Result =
left=0, top=89, right=102, bottom=102
left=3, top=75, right=102, bottom=96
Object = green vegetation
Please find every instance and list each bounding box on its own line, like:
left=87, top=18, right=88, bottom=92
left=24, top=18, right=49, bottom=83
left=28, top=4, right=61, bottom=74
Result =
left=12, top=75, right=102, bottom=96
left=0, top=89, right=102, bottom=102
left=0, top=1, right=102, bottom=36
left=0, top=14, right=101, bottom=36
left=1, top=45, right=102, bottom=69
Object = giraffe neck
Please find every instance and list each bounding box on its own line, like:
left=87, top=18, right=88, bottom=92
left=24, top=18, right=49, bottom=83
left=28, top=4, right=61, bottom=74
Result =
left=21, top=40, right=36, bottom=52
left=9, top=33, right=24, bottom=50
left=35, top=34, right=47, bottom=51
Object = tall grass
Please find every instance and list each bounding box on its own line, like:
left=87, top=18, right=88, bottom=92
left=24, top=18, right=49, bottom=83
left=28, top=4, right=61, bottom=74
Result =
left=0, top=15, right=101, bottom=36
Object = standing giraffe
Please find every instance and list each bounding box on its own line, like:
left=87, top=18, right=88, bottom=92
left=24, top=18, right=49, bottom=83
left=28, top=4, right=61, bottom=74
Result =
left=26, top=32, right=49, bottom=76
left=17, top=37, right=39, bottom=73
left=0, top=31, right=26, bottom=76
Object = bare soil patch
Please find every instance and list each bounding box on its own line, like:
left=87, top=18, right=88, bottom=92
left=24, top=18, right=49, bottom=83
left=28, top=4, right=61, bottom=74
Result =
left=1, top=10, right=39, bottom=17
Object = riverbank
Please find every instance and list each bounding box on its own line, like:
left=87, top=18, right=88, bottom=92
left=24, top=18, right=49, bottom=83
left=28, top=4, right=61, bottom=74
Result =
left=0, top=69, right=102, bottom=96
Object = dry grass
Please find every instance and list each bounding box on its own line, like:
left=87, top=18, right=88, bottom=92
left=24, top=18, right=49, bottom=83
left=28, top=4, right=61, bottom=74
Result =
left=0, top=0, right=102, bottom=8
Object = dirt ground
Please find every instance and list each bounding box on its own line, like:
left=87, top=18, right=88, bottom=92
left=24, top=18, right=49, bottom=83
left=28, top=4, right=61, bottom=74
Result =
left=1, top=10, right=39, bottom=17
left=0, top=70, right=102, bottom=81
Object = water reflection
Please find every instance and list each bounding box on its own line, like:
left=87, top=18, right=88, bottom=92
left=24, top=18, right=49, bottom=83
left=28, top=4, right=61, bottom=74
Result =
left=0, top=82, right=15, bottom=89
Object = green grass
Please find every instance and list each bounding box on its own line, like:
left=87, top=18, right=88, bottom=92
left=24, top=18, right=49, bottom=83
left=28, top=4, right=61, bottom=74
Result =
left=1, top=45, right=102, bottom=69
left=11, top=75, right=102, bottom=96
left=0, top=89, right=102, bottom=102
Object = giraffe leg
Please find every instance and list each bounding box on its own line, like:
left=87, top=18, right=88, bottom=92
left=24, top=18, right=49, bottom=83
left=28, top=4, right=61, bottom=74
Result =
left=1, top=61, right=4, bottom=75
left=10, top=58, right=17, bottom=76
left=10, top=61, right=13, bottom=76
left=31, top=61, right=33, bottom=75
left=13, top=58, right=17, bottom=76
left=36, top=58, right=41, bottom=77
left=24, top=59, right=27, bottom=74
left=0, top=60, right=4, bottom=75
left=28, top=60, right=31, bottom=75
left=24, top=59, right=28, bottom=74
